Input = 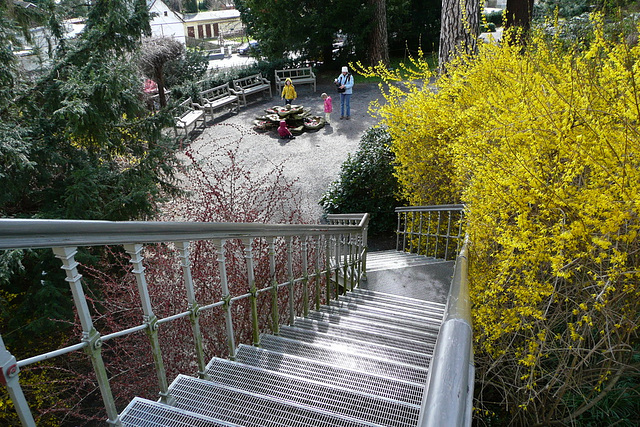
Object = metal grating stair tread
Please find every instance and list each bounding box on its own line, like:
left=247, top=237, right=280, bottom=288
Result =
left=234, top=344, right=425, bottom=405
left=328, top=299, right=444, bottom=323
left=169, top=375, right=379, bottom=427
left=263, top=332, right=432, bottom=369
left=279, top=324, right=436, bottom=355
left=203, top=357, right=420, bottom=427
left=305, top=310, right=439, bottom=342
left=258, top=334, right=430, bottom=382
left=293, top=316, right=439, bottom=346
left=339, top=291, right=446, bottom=312
left=333, top=295, right=445, bottom=317
left=317, top=304, right=442, bottom=331
left=121, top=397, right=240, bottom=427
left=347, top=288, right=446, bottom=310
left=365, top=250, right=448, bottom=271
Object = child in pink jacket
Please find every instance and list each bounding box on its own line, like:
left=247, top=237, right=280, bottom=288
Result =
left=322, top=93, right=332, bottom=125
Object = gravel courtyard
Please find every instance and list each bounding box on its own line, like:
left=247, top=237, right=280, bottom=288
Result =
left=184, top=81, right=385, bottom=222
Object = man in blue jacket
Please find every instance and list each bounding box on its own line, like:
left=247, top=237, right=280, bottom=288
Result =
left=335, top=66, right=354, bottom=120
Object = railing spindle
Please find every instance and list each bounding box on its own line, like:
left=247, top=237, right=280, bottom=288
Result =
left=124, top=244, right=174, bottom=406
left=287, top=236, right=295, bottom=325
left=268, top=238, right=279, bottom=335
left=175, top=241, right=208, bottom=380
left=52, top=247, right=121, bottom=425
left=214, top=239, right=236, bottom=358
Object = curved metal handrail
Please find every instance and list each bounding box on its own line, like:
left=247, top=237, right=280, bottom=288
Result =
left=418, top=236, right=474, bottom=427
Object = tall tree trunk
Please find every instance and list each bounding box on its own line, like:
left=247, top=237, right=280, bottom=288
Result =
left=505, top=0, right=534, bottom=44
left=368, top=0, right=389, bottom=66
left=438, top=0, right=479, bottom=73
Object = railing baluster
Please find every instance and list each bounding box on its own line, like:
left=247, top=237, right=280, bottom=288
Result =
left=445, top=211, right=453, bottom=260
left=433, top=211, right=442, bottom=258
left=0, top=336, right=36, bottom=427
left=242, top=238, right=259, bottom=346
left=418, top=212, right=424, bottom=255
left=175, top=241, right=208, bottom=380
left=402, top=212, right=408, bottom=252
left=302, top=236, right=309, bottom=317
left=269, top=238, right=279, bottom=335
left=396, top=211, right=402, bottom=251
left=52, top=247, right=121, bottom=425
left=315, top=236, right=322, bottom=310
left=214, top=239, right=236, bottom=358
left=426, top=211, right=432, bottom=257
left=124, top=244, right=174, bottom=406
left=325, top=235, right=332, bottom=302
left=287, top=236, right=295, bottom=325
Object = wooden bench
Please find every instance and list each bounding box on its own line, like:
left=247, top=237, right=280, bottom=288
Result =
left=275, top=67, right=316, bottom=93
left=195, top=82, right=240, bottom=121
left=232, top=73, right=272, bottom=106
left=174, top=97, right=205, bottom=141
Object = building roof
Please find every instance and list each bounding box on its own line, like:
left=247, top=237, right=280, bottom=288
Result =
left=183, top=9, right=241, bottom=23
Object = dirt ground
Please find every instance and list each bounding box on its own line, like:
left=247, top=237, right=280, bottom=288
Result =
left=184, top=80, right=386, bottom=222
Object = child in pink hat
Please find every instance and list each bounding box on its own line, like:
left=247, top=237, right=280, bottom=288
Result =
left=277, top=121, right=295, bottom=139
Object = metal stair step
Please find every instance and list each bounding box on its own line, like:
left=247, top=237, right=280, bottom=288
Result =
left=318, top=304, right=442, bottom=331
left=258, top=334, right=430, bottom=383
left=121, top=397, right=240, bottom=427
left=266, top=330, right=431, bottom=369
left=279, top=324, right=436, bottom=355
left=234, top=344, right=425, bottom=406
left=293, top=316, right=439, bottom=346
left=365, top=251, right=444, bottom=271
left=348, top=288, right=446, bottom=310
left=204, top=358, right=420, bottom=427
left=306, top=311, right=439, bottom=342
left=168, top=374, right=376, bottom=427
left=328, top=299, right=444, bottom=323
left=340, top=291, right=446, bottom=314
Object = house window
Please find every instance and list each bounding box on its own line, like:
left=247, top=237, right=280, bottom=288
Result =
left=187, top=26, right=195, bottom=38
left=197, top=25, right=204, bottom=38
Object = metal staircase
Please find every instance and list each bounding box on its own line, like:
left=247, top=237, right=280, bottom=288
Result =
left=120, top=285, right=446, bottom=427
left=0, top=205, right=472, bottom=427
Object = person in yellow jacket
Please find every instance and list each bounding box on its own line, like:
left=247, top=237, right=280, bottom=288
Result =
left=281, top=78, right=297, bottom=105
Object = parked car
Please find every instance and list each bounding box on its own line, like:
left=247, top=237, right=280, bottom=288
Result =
left=237, top=41, right=259, bottom=55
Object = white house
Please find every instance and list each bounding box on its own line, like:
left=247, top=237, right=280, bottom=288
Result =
left=148, top=0, right=186, bottom=44
left=183, top=9, right=242, bottom=40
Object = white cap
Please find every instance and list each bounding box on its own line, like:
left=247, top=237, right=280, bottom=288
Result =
left=341, top=66, right=348, bottom=73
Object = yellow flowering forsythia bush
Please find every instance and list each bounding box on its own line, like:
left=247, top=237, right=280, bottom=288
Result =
left=363, top=17, right=640, bottom=425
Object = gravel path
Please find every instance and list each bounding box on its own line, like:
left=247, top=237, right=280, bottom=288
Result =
left=185, top=81, right=385, bottom=222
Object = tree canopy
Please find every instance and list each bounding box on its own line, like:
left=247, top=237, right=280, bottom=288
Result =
left=233, top=0, right=441, bottom=66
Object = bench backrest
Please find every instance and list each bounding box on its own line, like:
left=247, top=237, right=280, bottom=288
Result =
left=233, top=73, right=268, bottom=89
left=275, top=67, right=314, bottom=79
left=175, top=97, right=195, bottom=119
left=199, top=83, right=233, bottom=103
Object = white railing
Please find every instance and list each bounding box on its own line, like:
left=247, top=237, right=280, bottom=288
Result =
left=0, top=215, right=369, bottom=426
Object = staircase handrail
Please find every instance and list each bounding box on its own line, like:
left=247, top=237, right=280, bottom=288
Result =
left=0, top=216, right=369, bottom=427
left=418, top=236, right=474, bottom=427
left=0, top=218, right=363, bottom=250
